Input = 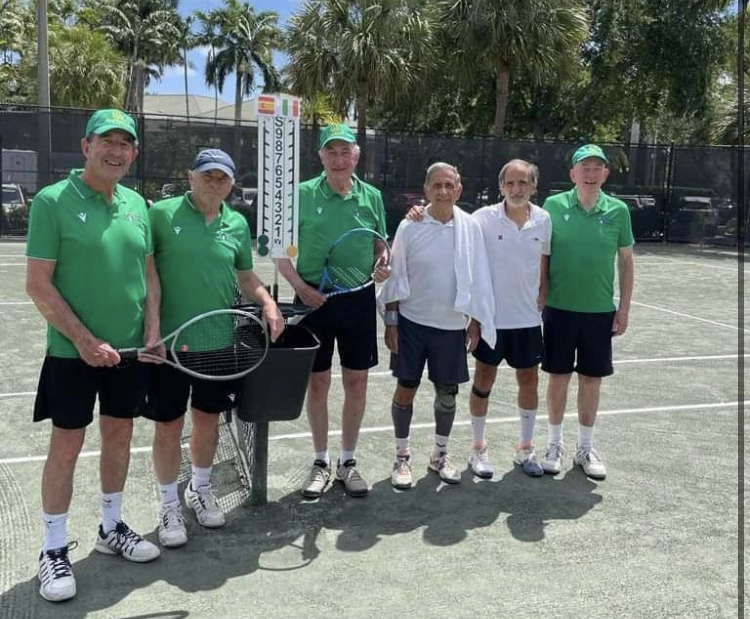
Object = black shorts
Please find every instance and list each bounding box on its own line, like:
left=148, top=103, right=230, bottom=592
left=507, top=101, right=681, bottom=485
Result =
left=541, top=307, right=615, bottom=377
left=33, top=356, right=148, bottom=430
left=390, top=314, right=470, bottom=385
left=296, top=284, right=378, bottom=373
left=472, top=326, right=544, bottom=369
left=142, top=358, right=238, bottom=423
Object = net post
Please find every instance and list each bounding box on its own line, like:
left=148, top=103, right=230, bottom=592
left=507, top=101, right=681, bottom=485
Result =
left=250, top=421, right=269, bottom=506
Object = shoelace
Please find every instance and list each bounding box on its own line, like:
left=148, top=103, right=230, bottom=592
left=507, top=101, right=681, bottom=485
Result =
left=194, top=487, right=220, bottom=513
left=394, top=458, right=411, bottom=475
left=474, top=449, right=489, bottom=464
left=109, top=523, right=144, bottom=554
left=43, top=541, right=78, bottom=580
left=162, top=505, right=184, bottom=529
left=583, top=448, right=601, bottom=463
left=547, top=444, right=564, bottom=460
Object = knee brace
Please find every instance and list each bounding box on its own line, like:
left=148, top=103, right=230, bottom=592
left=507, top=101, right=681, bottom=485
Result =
left=398, top=378, right=421, bottom=390
left=471, top=385, right=491, bottom=399
left=434, top=383, right=458, bottom=413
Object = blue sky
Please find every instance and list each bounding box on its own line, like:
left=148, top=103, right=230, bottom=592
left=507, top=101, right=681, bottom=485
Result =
left=148, top=0, right=300, bottom=103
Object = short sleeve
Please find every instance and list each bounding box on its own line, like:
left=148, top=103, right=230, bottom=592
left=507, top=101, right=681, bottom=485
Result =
left=26, top=192, right=60, bottom=261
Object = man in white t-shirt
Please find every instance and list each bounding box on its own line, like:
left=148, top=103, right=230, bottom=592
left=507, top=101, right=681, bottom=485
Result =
left=378, top=162, right=495, bottom=489
left=468, top=159, right=551, bottom=478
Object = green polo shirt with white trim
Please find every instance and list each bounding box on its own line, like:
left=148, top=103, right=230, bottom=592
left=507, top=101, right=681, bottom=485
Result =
left=149, top=193, right=253, bottom=339
left=543, top=188, right=634, bottom=313
left=296, top=173, right=387, bottom=286
left=26, top=169, right=152, bottom=357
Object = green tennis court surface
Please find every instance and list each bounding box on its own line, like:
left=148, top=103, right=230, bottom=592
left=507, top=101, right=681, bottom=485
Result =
left=0, top=242, right=745, bottom=618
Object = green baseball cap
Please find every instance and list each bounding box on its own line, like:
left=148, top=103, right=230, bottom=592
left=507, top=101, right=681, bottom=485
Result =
left=571, top=144, right=608, bottom=166
left=319, top=123, right=356, bottom=148
left=85, top=109, right=138, bottom=141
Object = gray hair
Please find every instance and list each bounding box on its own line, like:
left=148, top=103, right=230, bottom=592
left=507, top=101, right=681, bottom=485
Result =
left=319, top=142, right=361, bottom=155
left=425, top=162, right=461, bottom=185
left=498, top=159, right=538, bottom=186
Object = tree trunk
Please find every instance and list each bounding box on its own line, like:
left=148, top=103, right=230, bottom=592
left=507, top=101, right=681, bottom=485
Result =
left=233, top=70, right=244, bottom=172
left=356, top=81, right=368, bottom=179
left=183, top=46, right=190, bottom=126
left=492, top=63, right=510, bottom=137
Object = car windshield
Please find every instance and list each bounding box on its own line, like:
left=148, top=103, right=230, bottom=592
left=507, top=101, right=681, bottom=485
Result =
left=2, top=187, right=22, bottom=203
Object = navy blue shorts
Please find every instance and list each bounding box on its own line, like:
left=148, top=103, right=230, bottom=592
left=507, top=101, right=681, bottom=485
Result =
left=142, top=356, right=239, bottom=422
left=472, top=326, right=544, bottom=369
left=33, top=356, right=148, bottom=430
left=542, top=307, right=615, bottom=377
left=297, top=284, right=378, bottom=373
left=390, top=314, right=470, bottom=385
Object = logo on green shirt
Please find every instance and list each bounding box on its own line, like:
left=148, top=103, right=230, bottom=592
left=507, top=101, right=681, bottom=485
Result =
left=173, top=226, right=182, bottom=235
left=77, top=212, right=86, bottom=223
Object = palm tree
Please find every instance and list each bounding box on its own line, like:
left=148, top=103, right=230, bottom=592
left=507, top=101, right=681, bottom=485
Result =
left=435, top=0, right=589, bottom=136
left=195, top=0, right=281, bottom=127
left=285, top=0, right=435, bottom=139
left=49, top=25, right=125, bottom=108
left=98, top=0, right=181, bottom=112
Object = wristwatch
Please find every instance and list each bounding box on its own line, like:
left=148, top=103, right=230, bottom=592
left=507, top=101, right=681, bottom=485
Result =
left=383, top=310, right=399, bottom=327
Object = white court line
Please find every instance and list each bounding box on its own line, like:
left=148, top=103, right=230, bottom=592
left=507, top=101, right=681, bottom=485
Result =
left=636, top=258, right=740, bottom=273
left=628, top=299, right=748, bottom=333
left=0, top=263, right=24, bottom=266
left=0, top=353, right=746, bottom=399
left=0, top=301, right=32, bottom=306
left=0, top=401, right=743, bottom=465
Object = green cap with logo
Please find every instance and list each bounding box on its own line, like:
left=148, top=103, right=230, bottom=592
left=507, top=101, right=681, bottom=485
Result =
left=85, top=109, right=138, bottom=141
left=319, top=123, right=356, bottom=148
left=571, top=144, right=608, bottom=166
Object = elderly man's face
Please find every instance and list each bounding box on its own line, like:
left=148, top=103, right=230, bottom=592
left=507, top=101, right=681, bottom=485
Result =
left=570, top=158, right=609, bottom=192
left=500, top=164, right=535, bottom=209
left=424, top=167, right=462, bottom=207
left=319, top=140, right=359, bottom=183
left=188, top=169, right=233, bottom=203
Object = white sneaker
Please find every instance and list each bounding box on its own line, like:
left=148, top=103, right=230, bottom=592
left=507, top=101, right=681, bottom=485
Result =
left=158, top=503, right=188, bottom=548
left=184, top=483, right=226, bottom=528
left=391, top=456, right=413, bottom=489
left=428, top=451, right=461, bottom=484
left=542, top=443, right=565, bottom=474
left=301, top=460, right=331, bottom=499
left=573, top=445, right=607, bottom=480
left=38, top=542, right=77, bottom=602
left=94, top=521, right=160, bottom=562
left=468, top=445, right=494, bottom=479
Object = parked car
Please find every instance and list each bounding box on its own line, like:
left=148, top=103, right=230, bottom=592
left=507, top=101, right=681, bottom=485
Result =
left=1, top=183, right=28, bottom=235
left=227, top=186, right=258, bottom=237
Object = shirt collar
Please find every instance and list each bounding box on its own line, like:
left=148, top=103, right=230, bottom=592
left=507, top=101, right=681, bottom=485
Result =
left=317, top=172, right=362, bottom=200
left=183, top=191, right=227, bottom=223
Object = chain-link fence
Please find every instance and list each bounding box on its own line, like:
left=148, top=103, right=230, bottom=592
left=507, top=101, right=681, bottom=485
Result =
left=1, top=104, right=746, bottom=246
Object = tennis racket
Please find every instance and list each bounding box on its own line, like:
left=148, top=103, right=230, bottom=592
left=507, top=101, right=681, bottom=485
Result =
left=318, top=227, right=391, bottom=297
left=118, top=309, right=268, bottom=381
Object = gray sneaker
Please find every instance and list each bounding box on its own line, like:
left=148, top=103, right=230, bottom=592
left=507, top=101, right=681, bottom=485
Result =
left=335, top=459, right=369, bottom=497
left=428, top=451, right=461, bottom=484
left=301, top=460, right=331, bottom=499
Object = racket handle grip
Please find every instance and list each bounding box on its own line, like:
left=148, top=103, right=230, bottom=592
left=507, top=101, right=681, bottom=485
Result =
left=118, top=348, right=139, bottom=361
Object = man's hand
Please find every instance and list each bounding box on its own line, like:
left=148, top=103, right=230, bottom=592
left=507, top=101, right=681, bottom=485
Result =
left=76, top=337, right=121, bottom=367
left=372, top=254, right=391, bottom=283
left=405, top=204, right=425, bottom=222
left=262, top=300, right=285, bottom=342
left=385, top=325, right=398, bottom=352
left=296, top=282, right=328, bottom=309
left=466, top=320, right=480, bottom=353
left=612, top=309, right=629, bottom=336
left=141, top=332, right=165, bottom=364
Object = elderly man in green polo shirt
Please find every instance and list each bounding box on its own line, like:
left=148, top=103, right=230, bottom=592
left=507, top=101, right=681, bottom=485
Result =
left=26, top=109, right=162, bottom=602
left=540, top=144, right=634, bottom=481
left=276, top=123, right=389, bottom=499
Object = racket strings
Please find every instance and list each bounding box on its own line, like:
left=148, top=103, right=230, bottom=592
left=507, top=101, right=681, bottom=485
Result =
left=173, top=314, right=267, bottom=378
left=325, top=230, right=382, bottom=290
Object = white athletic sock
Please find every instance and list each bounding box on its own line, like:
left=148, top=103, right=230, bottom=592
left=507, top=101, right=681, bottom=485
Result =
left=547, top=422, right=563, bottom=447
left=470, top=414, right=487, bottom=447
left=434, top=434, right=450, bottom=455
left=314, top=450, right=330, bottom=465
left=518, top=408, right=537, bottom=446
left=158, top=482, right=179, bottom=506
left=190, top=465, right=212, bottom=490
left=396, top=437, right=410, bottom=456
left=42, top=512, right=68, bottom=552
left=100, top=492, right=123, bottom=534
left=578, top=424, right=594, bottom=451
left=339, top=449, right=355, bottom=464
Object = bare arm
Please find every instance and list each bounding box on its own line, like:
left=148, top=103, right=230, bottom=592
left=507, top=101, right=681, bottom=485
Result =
left=538, top=254, right=549, bottom=311
left=236, top=268, right=284, bottom=342
left=613, top=246, right=634, bottom=335
left=141, top=254, right=164, bottom=360
left=274, top=258, right=327, bottom=309
left=26, top=258, right=120, bottom=366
